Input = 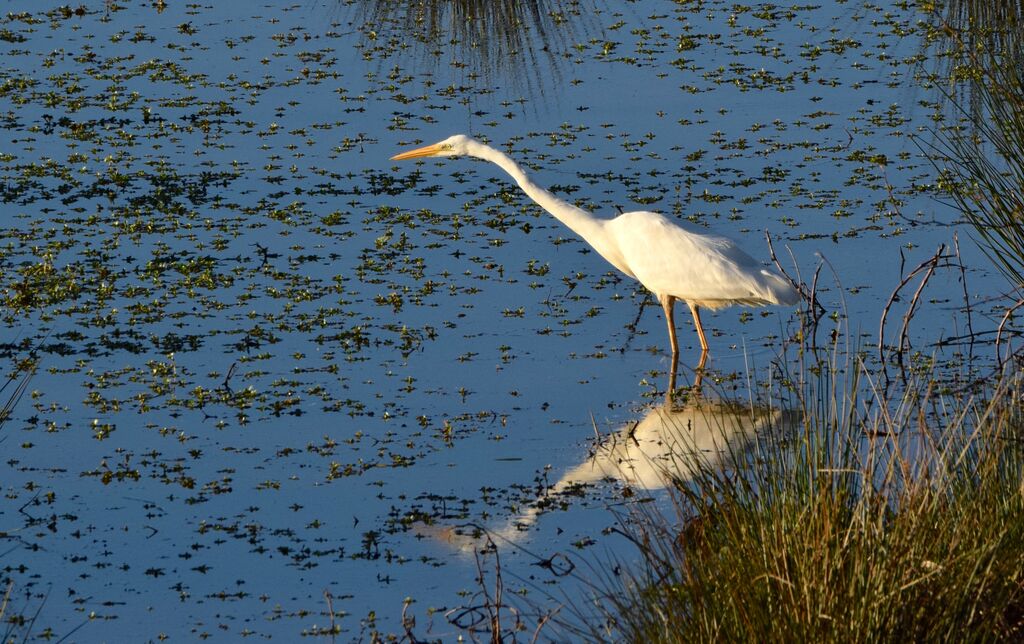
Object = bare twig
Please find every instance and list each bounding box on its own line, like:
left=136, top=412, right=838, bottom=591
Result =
left=401, top=598, right=423, bottom=644
left=447, top=533, right=523, bottom=642
left=764, top=231, right=800, bottom=294
left=21, top=584, right=51, bottom=643
left=765, top=231, right=826, bottom=323
left=808, top=262, right=824, bottom=354
left=995, top=298, right=1024, bottom=369
left=529, top=607, right=562, bottom=644
left=878, top=245, right=951, bottom=367
left=53, top=618, right=89, bottom=644
left=491, top=539, right=503, bottom=643
left=953, top=235, right=976, bottom=362
left=220, top=362, right=237, bottom=394
left=897, top=252, right=942, bottom=368
left=324, top=590, right=338, bottom=642
left=0, top=580, right=11, bottom=622
left=841, top=128, right=853, bottom=150
left=930, top=329, right=1002, bottom=348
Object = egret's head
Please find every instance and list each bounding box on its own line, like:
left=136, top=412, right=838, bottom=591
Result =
left=390, top=134, right=476, bottom=161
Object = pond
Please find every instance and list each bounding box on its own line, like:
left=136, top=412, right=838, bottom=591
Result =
left=0, top=1, right=1005, bottom=639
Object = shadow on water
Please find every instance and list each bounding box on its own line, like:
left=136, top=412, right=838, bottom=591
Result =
left=344, top=0, right=602, bottom=106
left=425, top=395, right=799, bottom=554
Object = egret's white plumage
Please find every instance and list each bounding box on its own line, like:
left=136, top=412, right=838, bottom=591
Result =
left=391, top=134, right=798, bottom=372
left=607, top=211, right=797, bottom=309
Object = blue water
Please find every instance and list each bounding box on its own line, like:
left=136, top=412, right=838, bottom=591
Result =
left=0, top=1, right=1000, bottom=639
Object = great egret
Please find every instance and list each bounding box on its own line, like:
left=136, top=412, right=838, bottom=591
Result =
left=391, top=134, right=798, bottom=378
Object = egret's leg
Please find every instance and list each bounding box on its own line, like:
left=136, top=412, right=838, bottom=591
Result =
left=695, top=348, right=708, bottom=371
left=660, top=294, right=680, bottom=399
left=687, top=303, right=709, bottom=393
left=658, top=294, right=679, bottom=358
left=688, top=302, right=709, bottom=354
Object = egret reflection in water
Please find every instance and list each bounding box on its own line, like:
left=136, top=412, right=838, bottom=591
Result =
left=347, top=0, right=599, bottom=102
left=429, top=397, right=793, bottom=552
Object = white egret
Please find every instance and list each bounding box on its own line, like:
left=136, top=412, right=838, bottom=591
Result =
left=391, top=135, right=798, bottom=376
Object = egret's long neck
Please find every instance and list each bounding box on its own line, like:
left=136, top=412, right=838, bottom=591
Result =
left=472, top=143, right=608, bottom=247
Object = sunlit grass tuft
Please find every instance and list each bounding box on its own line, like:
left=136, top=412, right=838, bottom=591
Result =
left=560, top=351, right=1024, bottom=642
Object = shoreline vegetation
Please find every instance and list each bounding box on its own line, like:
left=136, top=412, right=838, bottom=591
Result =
left=450, top=275, right=1022, bottom=642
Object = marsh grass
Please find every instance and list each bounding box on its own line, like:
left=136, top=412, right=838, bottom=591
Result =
left=554, top=346, right=1024, bottom=642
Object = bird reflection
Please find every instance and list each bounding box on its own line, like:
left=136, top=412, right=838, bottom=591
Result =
left=668, top=350, right=707, bottom=396
left=426, top=397, right=790, bottom=553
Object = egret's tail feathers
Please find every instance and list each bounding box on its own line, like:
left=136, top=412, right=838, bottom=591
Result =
left=760, top=270, right=800, bottom=306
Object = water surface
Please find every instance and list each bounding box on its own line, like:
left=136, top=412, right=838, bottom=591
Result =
left=0, top=1, right=999, bottom=639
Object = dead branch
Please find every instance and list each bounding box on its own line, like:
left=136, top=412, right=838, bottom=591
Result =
left=953, top=235, right=976, bottom=362
left=995, top=297, right=1024, bottom=369
left=877, top=244, right=951, bottom=367
left=897, top=251, right=942, bottom=368
left=765, top=230, right=826, bottom=329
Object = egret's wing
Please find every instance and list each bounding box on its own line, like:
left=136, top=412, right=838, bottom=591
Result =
left=609, top=212, right=797, bottom=306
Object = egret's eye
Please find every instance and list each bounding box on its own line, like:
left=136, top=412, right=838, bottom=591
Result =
left=441, top=143, right=453, bottom=150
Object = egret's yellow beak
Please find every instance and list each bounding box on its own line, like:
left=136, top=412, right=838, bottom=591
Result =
left=390, top=143, right=444, bottom=161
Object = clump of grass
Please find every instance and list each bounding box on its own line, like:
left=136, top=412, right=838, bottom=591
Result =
left=560, top=350, right=1024, bottom=641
